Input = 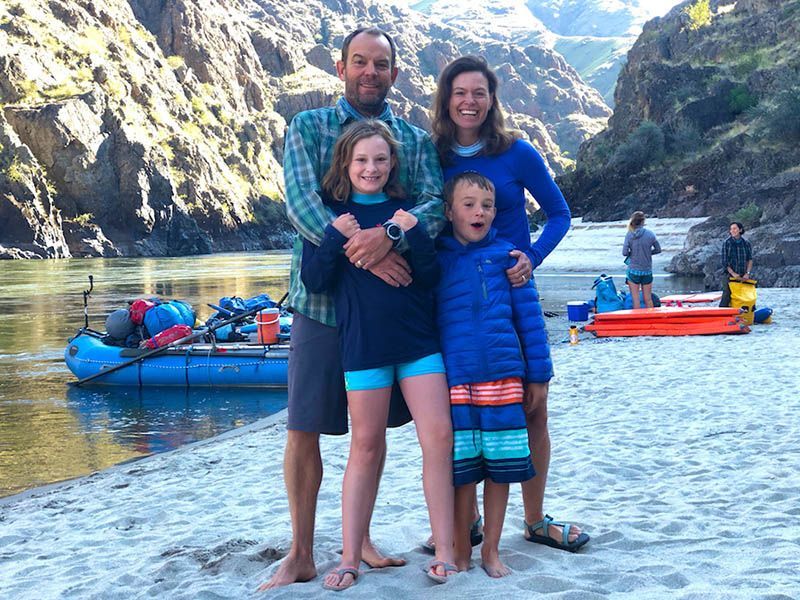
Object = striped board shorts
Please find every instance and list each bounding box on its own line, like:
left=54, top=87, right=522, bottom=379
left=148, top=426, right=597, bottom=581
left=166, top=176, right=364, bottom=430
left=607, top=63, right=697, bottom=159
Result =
left=450, top=377, right=535, bottom=486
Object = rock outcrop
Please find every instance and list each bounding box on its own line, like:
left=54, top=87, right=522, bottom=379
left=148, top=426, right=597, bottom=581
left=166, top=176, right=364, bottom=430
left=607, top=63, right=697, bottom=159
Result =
left=1, top=0, right=607, bottom=259
left=559, top=0, right=800, bottom=287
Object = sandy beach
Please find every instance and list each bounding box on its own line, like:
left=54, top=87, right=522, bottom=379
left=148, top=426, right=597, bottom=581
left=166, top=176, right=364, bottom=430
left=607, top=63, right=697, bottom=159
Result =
left=2, top=288, right=799, bottom=599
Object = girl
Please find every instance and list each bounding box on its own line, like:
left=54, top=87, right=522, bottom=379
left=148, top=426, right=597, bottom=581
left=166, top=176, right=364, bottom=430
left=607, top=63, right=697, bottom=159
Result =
left=301, top=119, right=456, bottom=590
left=622, top=211, right=661, bottom=309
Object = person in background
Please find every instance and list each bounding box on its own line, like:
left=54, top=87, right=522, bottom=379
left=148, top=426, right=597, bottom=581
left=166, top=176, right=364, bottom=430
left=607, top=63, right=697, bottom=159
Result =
left=622, top=211, right=661, bottom=309
left=430, top=55, right=588, bottom=553
left=720, top=221, right=753, bottom=307
left=436, top=172, right=537, bottom=577
left=301, top=120, right=456, bottom=590
left=259, top=27, right=445, bottom=591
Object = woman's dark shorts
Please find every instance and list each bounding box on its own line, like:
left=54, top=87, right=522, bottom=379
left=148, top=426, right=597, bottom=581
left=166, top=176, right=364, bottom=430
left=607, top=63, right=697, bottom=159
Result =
left=287, top=312, right=412, bottom=435
left=625, top=270, right=654, bottom=285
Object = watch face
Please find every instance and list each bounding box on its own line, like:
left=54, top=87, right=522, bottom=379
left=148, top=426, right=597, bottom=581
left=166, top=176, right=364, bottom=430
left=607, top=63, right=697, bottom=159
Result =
left=385, top=223, right=402, bottom=240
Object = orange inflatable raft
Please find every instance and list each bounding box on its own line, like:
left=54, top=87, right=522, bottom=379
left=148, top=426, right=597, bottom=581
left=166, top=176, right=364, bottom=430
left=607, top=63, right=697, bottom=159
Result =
left=584, top=306, right=749, bottom=337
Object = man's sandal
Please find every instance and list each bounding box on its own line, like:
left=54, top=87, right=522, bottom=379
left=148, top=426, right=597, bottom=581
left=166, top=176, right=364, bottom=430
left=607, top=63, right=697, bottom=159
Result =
left=321, top=567, right=359, bottom=591
left=524, top=514, right=590, bottom=552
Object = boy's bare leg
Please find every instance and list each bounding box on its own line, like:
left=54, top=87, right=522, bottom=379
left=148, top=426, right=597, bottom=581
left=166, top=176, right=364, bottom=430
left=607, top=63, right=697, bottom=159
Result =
left=258, top=430, right=321, bottom=590
left=454, top=484, right=475, bottom=571
left=481, top=480, right=511, bottom=578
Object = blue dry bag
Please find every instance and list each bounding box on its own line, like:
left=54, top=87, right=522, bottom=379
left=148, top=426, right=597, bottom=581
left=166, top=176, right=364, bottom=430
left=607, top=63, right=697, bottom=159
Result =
left=592, top=274, right=624, bottom=313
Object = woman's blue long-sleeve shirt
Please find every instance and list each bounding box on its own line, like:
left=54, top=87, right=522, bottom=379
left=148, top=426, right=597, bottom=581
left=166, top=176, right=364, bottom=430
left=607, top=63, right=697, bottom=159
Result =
left=443, top=139, right=571, bottom=268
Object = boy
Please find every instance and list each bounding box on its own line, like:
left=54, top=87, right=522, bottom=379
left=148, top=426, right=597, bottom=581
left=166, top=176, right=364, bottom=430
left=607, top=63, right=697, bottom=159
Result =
left=436, top=172, right=553, bottom=576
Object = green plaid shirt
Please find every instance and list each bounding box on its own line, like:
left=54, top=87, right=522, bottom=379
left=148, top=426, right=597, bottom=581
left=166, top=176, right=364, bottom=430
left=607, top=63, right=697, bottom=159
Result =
left=284, top=98, right=445, bottom=326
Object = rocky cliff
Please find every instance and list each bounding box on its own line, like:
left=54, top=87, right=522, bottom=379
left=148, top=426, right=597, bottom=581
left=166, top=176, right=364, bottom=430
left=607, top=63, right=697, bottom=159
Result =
left=559, top=0, right=800, bottom=287
left=0, top=0, right=608, bottom=259
left=414, top=0, right=683, bottom=105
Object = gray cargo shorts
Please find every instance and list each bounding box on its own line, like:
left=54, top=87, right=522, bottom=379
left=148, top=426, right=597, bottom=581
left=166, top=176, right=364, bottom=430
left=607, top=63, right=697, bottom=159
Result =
left=287, top=312, right=412, bottom=435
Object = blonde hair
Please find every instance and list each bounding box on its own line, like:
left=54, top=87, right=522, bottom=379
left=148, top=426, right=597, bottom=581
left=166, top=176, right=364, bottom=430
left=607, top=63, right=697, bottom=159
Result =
left=628, top=211, right=646, bottom=231
left=322, top=119, right=405, bottom=202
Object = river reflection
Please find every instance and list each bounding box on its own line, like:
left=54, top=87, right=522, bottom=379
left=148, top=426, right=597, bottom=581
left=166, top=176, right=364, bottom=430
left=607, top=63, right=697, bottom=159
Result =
left=0, top=252, right=291, bottom=497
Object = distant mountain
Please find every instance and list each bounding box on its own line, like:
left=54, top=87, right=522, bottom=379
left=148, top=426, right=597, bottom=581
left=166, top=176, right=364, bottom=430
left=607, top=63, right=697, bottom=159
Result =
left=0, top=0, right=608, bottom=259
left=559, top=0, right=800, bottom=287
left=411, top=0, right=682, bottom=104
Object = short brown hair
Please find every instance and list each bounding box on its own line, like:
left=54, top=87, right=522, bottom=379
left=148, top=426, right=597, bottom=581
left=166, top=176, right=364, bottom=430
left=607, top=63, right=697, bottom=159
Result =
left=443, top=171, right=495, bottom=206
left=322, top=119, right=405, bottom=202
left=341, top=27, right=397, bottom=68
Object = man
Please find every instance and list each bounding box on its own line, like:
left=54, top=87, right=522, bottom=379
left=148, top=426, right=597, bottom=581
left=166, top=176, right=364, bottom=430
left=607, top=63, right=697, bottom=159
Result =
left=720, top=221, right=753, bottom=307
left=259, top=27, right=445, bottom=590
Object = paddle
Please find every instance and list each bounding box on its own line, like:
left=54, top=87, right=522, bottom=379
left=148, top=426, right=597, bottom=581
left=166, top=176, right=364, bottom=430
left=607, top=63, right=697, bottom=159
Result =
left=72, top=306, right=262, bottom=387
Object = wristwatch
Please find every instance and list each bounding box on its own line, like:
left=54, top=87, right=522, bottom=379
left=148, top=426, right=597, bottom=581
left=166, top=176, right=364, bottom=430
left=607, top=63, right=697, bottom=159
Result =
left=383, top=221, right=404, bottom=249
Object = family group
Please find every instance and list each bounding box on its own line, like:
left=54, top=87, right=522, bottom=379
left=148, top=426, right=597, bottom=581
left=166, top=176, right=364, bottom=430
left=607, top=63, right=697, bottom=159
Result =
left=259, top=26, right=589, bottom=593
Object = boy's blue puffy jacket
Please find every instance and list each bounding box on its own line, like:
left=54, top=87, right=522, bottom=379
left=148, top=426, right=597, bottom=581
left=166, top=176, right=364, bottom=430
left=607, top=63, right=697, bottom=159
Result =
left=435, top=229, right=553, bottom=387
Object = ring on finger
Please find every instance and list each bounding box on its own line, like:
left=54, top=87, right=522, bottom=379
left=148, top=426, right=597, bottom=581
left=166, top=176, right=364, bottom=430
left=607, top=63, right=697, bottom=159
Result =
left=356, top=260, right=364, bottom=268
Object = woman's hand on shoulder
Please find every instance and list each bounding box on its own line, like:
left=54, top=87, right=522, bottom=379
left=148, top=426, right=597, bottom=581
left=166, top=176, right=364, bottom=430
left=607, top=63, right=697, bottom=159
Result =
left=332, top=213, right=360, bottom=238
left=506, top=250, right=532, bottom=287
left=391, top=209, right=418, bottom=232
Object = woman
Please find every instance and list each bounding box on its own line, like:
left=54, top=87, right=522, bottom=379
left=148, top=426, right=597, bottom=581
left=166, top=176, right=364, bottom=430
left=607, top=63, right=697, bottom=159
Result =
left=430, top=56, right=589, bottom=556
left=622, top=211, right=661, bottom=309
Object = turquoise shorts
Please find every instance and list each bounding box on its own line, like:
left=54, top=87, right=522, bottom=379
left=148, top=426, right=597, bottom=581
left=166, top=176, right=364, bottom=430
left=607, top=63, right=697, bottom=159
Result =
left=344, top=353, right=445, bottom=391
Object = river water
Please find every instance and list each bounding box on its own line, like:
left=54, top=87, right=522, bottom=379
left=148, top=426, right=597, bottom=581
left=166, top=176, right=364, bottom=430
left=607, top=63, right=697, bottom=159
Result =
left=0, top=218, right=706, bottom=497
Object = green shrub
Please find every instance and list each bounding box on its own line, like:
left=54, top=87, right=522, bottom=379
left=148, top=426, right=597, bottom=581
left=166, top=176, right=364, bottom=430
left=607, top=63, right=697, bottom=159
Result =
left=610, top=121, right=665, bottom=174
left=685, top=0, right=712, bottom=31
left=71, top=213, right=94, bottom=227
left=751, top=86, right=800, bottom=142
left=166, top=55, right=185, bottom=69
left=666, top=122, right=702, bottom=154
left=728, top=84, right=757, bottom=115
left=252, top=197, right=289, bottom=228
left=729, top=202, right=762, bottom=229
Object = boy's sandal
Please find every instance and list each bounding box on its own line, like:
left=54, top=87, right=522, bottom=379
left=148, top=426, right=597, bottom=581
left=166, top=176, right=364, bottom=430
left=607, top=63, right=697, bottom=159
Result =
left=524, top=514, right=590, bottom=552
left=470, top=515, right=484, bottom=547
left=421, top=515, right=483, bottom=554
left=321, top=567, right=359, bottom=591
left=423, top=560, right=458, bottom=584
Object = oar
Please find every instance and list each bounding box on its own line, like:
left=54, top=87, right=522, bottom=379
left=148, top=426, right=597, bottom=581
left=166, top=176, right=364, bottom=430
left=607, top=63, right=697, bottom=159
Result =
left=72, top=307, right=262, bottom=387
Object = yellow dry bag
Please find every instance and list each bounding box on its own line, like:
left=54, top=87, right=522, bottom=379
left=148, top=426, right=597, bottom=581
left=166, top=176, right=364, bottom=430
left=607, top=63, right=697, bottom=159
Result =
left=729, top=279, right=757, bottom=325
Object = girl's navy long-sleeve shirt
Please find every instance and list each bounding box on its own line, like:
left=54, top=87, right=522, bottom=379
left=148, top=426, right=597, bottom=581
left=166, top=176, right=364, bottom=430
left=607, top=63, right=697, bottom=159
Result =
left=301, top=196, right=440, bottom=372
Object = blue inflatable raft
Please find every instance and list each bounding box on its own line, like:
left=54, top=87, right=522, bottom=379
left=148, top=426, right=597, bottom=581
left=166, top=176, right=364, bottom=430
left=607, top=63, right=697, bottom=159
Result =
left=65, top=331, right=288, bottom=388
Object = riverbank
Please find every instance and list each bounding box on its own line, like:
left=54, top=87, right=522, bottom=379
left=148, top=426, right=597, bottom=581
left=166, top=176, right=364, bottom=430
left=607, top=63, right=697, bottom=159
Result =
left=2, top=288, right=797, bottom=599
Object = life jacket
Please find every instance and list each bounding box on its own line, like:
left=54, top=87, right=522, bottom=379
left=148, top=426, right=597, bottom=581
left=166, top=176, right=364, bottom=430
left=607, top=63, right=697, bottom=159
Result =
left=142, top=324, right=193, bottom=349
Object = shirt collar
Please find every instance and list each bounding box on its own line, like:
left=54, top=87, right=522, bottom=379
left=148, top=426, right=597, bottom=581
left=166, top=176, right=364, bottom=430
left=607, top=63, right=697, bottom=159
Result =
left=336, top=97, right=394, bottom=125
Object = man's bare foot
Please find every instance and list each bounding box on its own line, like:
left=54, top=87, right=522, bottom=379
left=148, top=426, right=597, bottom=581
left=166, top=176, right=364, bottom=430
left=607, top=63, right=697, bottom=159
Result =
left=361, top=537, right=406, bottom=568
left=257, top=554, right=317, bottom=591
left=481, top=548, right=511, bottom=578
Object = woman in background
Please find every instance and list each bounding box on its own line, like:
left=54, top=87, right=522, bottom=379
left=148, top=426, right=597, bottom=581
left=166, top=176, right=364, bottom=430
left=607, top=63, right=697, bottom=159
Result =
left=622, top=211, right=661, bottom=309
